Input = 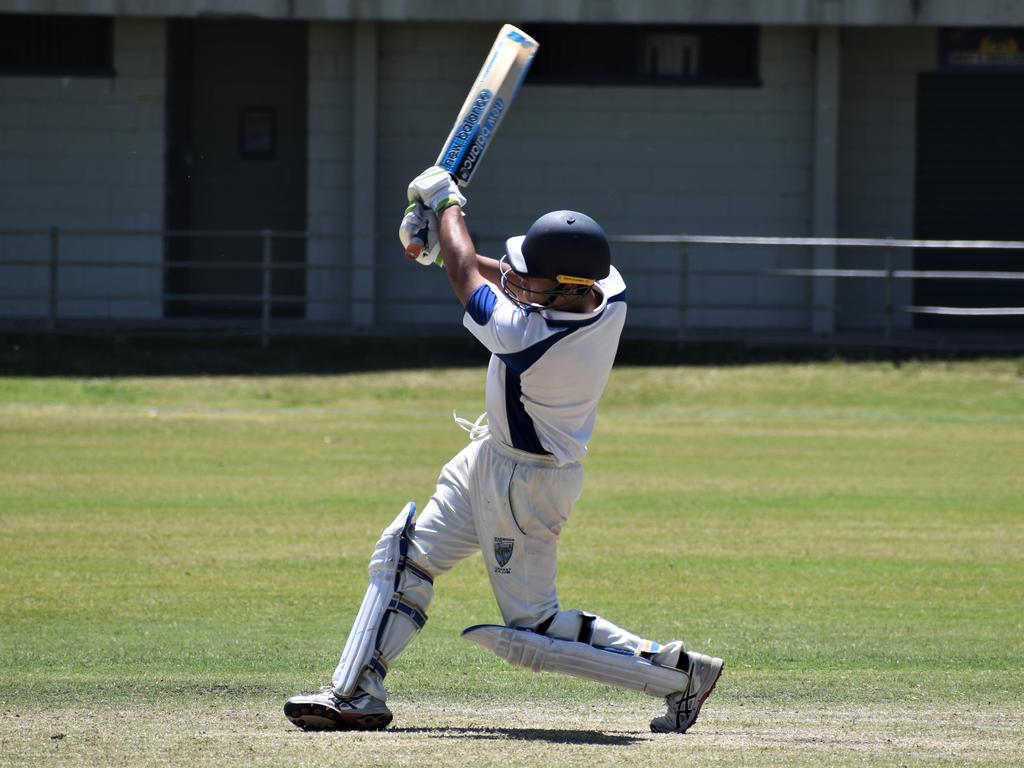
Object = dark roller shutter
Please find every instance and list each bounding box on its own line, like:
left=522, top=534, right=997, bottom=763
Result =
left=914, top=72, right=1024, bottom=330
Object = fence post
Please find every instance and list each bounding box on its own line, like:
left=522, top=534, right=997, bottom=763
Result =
left=261, top=229, right=272, bottom=348
left=48, top=226, right=60, bottom=331
left=678, top=242, right=689, bottom=338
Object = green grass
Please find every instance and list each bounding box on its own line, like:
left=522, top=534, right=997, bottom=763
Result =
left=1, top=360, right=1023, bottom=766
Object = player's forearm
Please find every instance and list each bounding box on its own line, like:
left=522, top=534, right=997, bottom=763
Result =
left=438, top=205, right=485, bottom=306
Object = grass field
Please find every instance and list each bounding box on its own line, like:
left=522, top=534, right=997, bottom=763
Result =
left=1, top=359, right=1022, bottom=766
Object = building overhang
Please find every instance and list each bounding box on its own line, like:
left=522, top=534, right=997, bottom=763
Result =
left=1, top=0, right=1024, bottom=27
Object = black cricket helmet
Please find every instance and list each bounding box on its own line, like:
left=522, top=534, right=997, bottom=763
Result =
left=501, top=211, right=611, bottom=310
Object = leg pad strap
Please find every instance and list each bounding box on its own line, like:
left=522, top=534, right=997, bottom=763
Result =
left=387, top=595, right=428, bottom=631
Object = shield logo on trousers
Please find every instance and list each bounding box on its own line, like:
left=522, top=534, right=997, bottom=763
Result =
left=494, top=537, right=515, bottom=568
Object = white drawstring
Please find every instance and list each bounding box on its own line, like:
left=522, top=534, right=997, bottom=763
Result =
left=453, top=410, right=490, bottom=441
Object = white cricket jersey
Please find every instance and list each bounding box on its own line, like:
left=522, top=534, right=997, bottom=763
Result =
left=462, top=266, right=627, bottom=466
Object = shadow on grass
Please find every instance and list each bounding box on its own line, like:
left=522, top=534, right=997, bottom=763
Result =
left=391, top=726, right=642, bottom=746
left=3, top=332, right=1020, bottom=376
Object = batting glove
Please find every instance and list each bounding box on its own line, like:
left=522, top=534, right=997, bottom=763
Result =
left=399, top=202, right=443, bottom=266
left=407, top=166, right=467, bottom=215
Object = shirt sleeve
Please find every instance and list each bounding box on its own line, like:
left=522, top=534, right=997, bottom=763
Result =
left=462, top=283, right=544, bottom=354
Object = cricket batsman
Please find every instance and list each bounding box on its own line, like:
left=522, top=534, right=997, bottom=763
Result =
left=284, top=167, right=723, bottom=733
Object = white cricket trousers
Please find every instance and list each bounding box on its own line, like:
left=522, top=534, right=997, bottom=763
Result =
left=411, top=436, right=580, bottom=627
left=412, top=437, right=651, bottom=649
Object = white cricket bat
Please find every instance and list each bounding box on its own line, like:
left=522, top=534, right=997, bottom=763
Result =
left=405, top=24, right=539, bottom=258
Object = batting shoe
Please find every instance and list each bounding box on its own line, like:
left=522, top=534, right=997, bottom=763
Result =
left=649, top=651, right=724, bottom=734
left=284, top=685, right=393, bottom=731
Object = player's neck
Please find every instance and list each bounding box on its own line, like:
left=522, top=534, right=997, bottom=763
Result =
left=552, top=288, right=602, bottom=314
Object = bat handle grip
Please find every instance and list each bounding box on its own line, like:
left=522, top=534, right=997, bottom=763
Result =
left=404, top=225, right=428, bottom=260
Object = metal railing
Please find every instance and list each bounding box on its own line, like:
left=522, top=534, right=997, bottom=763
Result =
left=1, top=227, right=1023, bottom=348
left=609, top=233, right=1024, bottom=346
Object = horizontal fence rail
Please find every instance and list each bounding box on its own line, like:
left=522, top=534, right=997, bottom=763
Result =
left=1, top=227, right=1022, bottom=348
left=613, top=234, right=1024, bottom=249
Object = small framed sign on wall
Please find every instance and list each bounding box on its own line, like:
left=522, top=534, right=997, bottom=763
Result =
left=239, top=107, right=276, bottom=159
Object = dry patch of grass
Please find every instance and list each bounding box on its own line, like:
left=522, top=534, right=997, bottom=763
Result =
left=3, top=699, right=1021, bottom=767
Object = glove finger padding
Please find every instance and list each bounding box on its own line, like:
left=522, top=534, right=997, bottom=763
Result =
left=399, top=202, right=442, bottom=266
left=407, top=166, right=467, bottom=214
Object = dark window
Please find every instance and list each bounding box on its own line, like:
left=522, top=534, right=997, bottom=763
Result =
left=0, top=14, right=114, bottom=76
left=524, top=24, right=760, bottom=86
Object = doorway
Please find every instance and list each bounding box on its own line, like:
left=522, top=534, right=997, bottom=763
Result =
left=914, top=72, right=1024, bottom=330
left=165, top=19, right=308, bottom=319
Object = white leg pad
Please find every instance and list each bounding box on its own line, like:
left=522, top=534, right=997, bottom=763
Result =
left=461, top=624, right=689, bottom=698
left=333, top=502, right=432, bottom=698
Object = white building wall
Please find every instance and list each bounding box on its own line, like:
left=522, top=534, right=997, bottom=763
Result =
left=0, top=18, right=166, bottom=320
left=837, top=27, right=936, bottom=331
left=375, top=24, right=816, bottom=333
left=306, top=21, right=354, bottom=323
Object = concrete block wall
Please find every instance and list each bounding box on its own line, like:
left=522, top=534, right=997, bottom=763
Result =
left=375, top=24, right=816, bottom=332
left=306, top=22, right=354, bottom=323
left=0, top=18, right=166, bottom=320
left=837, top=27, right=936, bottom=331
